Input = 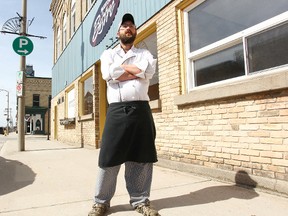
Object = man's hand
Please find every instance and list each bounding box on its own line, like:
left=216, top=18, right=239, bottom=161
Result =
left=121, top=64, right=141, bottom=75
left=117, top=71, right=138, bottom=81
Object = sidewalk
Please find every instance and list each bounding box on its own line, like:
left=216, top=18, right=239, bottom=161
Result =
left=1, top=133, right=288, bottom=216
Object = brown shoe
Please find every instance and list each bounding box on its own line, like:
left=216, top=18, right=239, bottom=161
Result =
left=88, top=203, right=108, bottom=216
left=135, top=204, right=161, bottom=216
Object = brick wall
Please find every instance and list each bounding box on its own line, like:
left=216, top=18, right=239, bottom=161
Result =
left=154, top=0, right=288, bottom=191
left=50, top=68, right=98, bottom=148
left=26, top=78, right=52, bottom=107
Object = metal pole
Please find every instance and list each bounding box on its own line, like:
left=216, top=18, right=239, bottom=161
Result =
left=18, top=0, right=27, bottom=151
left=0, top=89, right=9, bottom=135
left=47, top=95, right=51, bottom=140
left=6, top=91, right=9, bottom=135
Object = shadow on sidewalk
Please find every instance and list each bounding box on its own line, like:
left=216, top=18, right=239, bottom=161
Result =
left=108, top=171, right=259, bottom=214
left=152, top=185, right=259, bottom=211
left=0, top=156, right=36, bottom=196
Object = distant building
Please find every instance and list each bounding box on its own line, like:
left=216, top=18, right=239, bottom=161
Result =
left=24, top=65, right=51, bottom=134
left=26, top=65, right=35, bottom=77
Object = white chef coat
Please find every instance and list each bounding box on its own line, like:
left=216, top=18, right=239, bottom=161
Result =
left=100, top=45, right=157, bottom=104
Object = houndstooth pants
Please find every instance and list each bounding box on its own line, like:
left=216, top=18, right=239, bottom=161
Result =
left=94, top=162, right=153, bottom=208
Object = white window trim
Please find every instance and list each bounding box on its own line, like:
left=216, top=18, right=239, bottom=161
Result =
left=177, top=3, right=288, bottom=106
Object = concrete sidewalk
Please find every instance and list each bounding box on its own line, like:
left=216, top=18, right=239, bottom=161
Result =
left=1, top=133, right=288, bottom=216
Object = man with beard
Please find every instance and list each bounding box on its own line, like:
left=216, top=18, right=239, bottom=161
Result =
left=88, top=13, right=160, bottom=216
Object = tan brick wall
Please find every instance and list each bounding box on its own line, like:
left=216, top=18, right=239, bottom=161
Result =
left=154, top=0, right=288, bottom=183
left=50, top=68, right=98, bottom=148
left=26, top=78, right=52, bottom=107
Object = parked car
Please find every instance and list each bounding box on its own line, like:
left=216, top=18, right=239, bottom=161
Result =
left=0, top=127, right=4, bottom=135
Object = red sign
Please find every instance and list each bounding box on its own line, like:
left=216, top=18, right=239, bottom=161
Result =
left=90, top=0, right=120, bottom=47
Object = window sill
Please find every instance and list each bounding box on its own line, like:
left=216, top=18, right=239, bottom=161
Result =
left=175, top=68, right=288, bottom=106
left=78, top=113, right=94, bottom=122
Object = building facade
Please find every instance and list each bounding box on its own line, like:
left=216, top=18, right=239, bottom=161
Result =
left=50, top=0, right=288, bottom=195
left=25, top=76, right=52, bottom=134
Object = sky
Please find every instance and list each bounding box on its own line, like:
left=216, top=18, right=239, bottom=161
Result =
left=0, top=0, right=53, bottom=127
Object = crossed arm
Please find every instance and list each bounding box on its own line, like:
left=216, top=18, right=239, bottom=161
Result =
left=117, top=64, right=141, bottom=81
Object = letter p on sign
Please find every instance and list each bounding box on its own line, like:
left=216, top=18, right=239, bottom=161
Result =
left=19, top=38, right=29, bottom=47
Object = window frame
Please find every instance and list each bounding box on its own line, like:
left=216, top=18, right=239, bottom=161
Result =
left=184, top=3, right=288, bottom=92
left=56, top=27, right=61, bottom=59
left=62, top=13, right=67, bottom=47
left=33, top=94, right=40, bottom=107
left=70, top=0, right=76, bottom=35
left=78, top=69, right=94, bottom=119
left=65, top=85, right=75, bottom=119
left=175, top=1, right=288, bottom=105
left=135, top=24, right=161, bottom=110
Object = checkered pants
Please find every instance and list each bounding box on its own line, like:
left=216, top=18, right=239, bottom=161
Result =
left=94, top=162, right=153, bottom=208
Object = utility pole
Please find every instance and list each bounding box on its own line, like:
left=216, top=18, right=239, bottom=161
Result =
left=6, top=91, right=9, bottom=135
left=18, top=0, right=27, bottom=151
left=1, top=0, right=46, bottom=151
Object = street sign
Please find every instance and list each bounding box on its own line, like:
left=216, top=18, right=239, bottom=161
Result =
left=16, top=71, right=24, bottom=96
left=12, top=36, right=34, bottom=56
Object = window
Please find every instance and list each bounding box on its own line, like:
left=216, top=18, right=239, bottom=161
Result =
left=185, top=0, right=288, bottom=91
left=36, top=120, right=41, bottom=131
left=33, top=94, right=40, bottom=107
left=137, top=32, right=159, bottom=101
left=62, top=13, right=67, bottom=47
left=71, top=0, right=76, bottom=34
left=56, top=27, right=61, bottom=58
left=86, top=0, right=95, bottom=12
left=83, top=76, right=93, bottom=115
left=247, top=22, right=288, bottom=73
left=67, top=88, right=75, bottom=118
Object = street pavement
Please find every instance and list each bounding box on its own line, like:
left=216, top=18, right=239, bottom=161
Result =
left=1, top=133, right=288, bottom=216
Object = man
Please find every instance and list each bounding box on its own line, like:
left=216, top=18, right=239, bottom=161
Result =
left=88, top=13, right=160, bottom=216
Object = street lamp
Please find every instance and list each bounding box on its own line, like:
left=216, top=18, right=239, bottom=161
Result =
left=0, top=89, right=10, bottom=135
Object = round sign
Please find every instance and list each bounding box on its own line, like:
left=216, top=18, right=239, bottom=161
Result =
left=12, top=36, right=34, bottom=56
left=90, top=0, right=120, bottom=47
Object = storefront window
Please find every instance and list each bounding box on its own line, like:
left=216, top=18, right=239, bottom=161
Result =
left=185, top=0, right=288, bottom=90
left=67, top=88, right=75, bottom=118
left=247, top=22, right=288, bottom=73
left=83, top=76, right=93, bottom=115
left=137, top=32, right=159, bottom=101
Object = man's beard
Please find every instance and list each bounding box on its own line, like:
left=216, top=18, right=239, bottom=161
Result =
left=119, top=32, right=136, bottom=45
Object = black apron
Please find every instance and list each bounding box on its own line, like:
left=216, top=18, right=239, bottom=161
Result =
left=98, top=101, right=158, bottom=168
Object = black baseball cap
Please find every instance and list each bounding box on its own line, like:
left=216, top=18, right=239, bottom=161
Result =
left=121, top=13, right=135, bottom=25
left=118, top=13, right=135, bottom=31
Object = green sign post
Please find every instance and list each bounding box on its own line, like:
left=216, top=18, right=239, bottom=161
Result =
left=12, top=36, right=33, bottom=56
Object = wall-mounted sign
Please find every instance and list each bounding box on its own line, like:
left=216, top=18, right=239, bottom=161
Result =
left=90, top=0, right=120, bottom=47
left=59, top=118, right=75, bottom=125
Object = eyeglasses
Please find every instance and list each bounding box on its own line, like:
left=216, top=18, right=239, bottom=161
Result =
left=119, top=24, right=136, bottom=29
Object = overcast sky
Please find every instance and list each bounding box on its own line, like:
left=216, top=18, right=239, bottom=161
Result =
left=0, top=0, right=53, bottom=127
